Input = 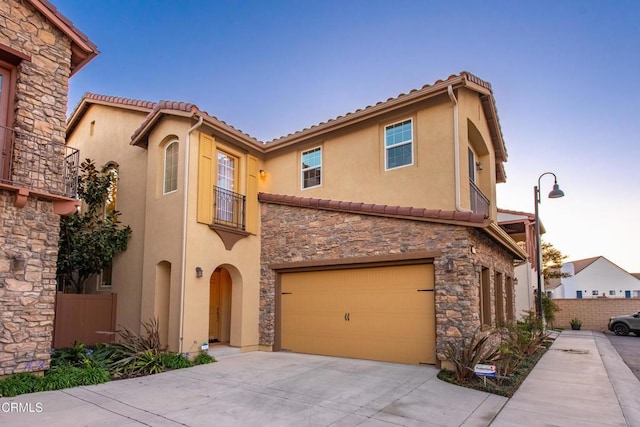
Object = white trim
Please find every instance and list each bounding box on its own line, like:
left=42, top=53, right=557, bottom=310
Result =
left=301, top=146, right=322, bottom=190
left=384, top=118, right=414, bottom=171
left=163, top=140, right=179, bottom=194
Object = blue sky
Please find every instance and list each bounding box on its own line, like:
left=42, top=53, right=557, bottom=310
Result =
left=55, top=0, right=640, bottom=272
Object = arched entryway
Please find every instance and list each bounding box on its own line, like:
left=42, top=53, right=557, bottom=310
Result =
left=209, top=267, right=232, bottom=343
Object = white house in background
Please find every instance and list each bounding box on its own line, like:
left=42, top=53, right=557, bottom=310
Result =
left=550, top=256, right=640, bottom=299
left=498, top=209, right=544, bottom=318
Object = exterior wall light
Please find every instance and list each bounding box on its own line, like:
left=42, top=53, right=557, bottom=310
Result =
left=195, top=266, right=203, bottom=278
left=259, top=169, right=266, bottom=178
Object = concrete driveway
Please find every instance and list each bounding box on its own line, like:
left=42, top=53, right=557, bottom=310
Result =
left=0, top=351, right=506, bottom=426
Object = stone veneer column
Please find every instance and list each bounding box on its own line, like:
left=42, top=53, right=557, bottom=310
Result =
left=0, top=0, right=73, bottom=376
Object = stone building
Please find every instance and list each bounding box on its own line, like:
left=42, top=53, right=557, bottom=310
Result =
left=0, top=0, right=97, bottom=375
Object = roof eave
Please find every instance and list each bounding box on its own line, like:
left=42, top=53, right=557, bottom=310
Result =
left=27, top=0, right=99, bottom=76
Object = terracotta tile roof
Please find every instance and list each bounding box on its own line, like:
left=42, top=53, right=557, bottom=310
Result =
left=258, top=193, right=489, bottom=225
left=67, top=71, right=508, bottom=182
left=66, top=92, right=262, bottom=147
left=263, top=71, right=507, bottom=183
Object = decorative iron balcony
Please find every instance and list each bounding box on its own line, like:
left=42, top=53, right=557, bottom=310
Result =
left=0, top=125, right=79, bottom=198
left=469, top=180, right=490, bottom=218
left=213, top=186, right=246, bottom=230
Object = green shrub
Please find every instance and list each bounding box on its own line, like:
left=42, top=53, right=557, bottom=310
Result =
left=0, top=372, right=39, bottom=397
left=161, top=353, right=193, bottom=370
left=194, top=352, right=216, bottom=365
left=108, top=318, right=165, bottom=378
left=73, top=366, right=110, bottom=386
left=35, top=366, right=77, bottom=392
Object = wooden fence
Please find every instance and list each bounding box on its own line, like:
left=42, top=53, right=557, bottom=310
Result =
left=552, top=298, right=640, bottom=331
left=53, top=293, right=117, bottom=348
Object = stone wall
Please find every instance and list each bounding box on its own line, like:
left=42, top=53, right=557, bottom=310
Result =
left=0, top=0, right=73, bottom=375
left=553, top=298, right=640, bottom=332
left=259, top=202, right=516, bottom=363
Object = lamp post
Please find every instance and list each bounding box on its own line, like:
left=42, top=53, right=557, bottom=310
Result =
left=534, top=172, right=565, bottom=320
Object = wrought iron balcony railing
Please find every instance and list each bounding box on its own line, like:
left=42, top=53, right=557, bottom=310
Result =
left=213, top=186, right=246, bottom=230
left=469, top=180, right=490, bottom=218
left=0, top=125, right=79, bottom=198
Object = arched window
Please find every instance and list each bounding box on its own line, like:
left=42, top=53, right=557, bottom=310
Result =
left=164, top=141, right=179, bottom=194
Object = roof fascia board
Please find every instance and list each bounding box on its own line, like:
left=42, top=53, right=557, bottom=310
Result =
left=28, top=0, right=96, bottom=52
left=201, top=116, right=265, bottom=151
left=130, top=109, right=194, bottom=147
left=485, top=222, right=528, bottom=260
left=67, top=98, right=155, bottom=138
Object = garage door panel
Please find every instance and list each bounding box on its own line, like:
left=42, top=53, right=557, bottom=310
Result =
left=280, top=264, right=436, bottom=365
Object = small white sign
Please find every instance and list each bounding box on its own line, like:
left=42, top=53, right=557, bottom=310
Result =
left=201, top=342, right=209, bottom=351
left=474, top=364, right=496, bottom=377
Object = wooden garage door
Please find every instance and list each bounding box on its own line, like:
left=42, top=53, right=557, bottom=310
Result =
left=281, top=264, right=435, bottom=365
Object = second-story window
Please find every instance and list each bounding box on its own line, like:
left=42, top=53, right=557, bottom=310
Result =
left=163, top=140, right=178, bottom=194
left=301, top=147, right=321, bottom=189
left=385, top=119, right=413, bottom=170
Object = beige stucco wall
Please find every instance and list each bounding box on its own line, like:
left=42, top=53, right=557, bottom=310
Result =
left=66, top=104, right=149, bottom=333
left=262, top=89, right=497, bottom=219
left=138, top=120, right=261, bottom=353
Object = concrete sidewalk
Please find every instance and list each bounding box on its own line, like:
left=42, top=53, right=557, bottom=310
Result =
left=491, top=330, right=640, bottom=426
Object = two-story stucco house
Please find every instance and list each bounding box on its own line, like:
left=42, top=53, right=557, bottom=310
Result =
left=0, top=0, right=97, bottom=375
left=66, top=72, right=526, bottom=367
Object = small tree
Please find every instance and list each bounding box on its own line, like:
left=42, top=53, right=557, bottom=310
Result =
left=539, top=241, right=570, bottom=325
left=57, top=159, right=131, bottom=293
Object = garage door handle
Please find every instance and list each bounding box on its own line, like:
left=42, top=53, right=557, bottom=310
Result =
left=282, top=292, right=292, bottom=295
left=417, top=289, right=433, bottom=292
left=344, top=313, right=348, bottom=321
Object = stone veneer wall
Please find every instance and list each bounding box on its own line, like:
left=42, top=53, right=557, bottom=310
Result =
left=259, top=202, right=516, bottom=363
left=0, top=0, right=73, bottom=375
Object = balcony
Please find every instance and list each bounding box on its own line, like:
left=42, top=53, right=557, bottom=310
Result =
left=1, top=125, right=79, bottom=198
left=210, top=186, right=248, bottom=250
left=469, top=180, right=490, bottom=218
left=0, top=125, right=79, bottom=215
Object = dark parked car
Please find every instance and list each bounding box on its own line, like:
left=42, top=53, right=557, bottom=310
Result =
left=608, top=312, right=640, bottom=336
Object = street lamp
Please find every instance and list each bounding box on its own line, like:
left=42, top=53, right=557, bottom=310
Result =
left=534, top=172, right=565, bottom=320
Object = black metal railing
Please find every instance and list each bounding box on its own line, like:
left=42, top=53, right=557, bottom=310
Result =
left=213, top=186, right=246, bottom=230
left=0, top=125, right=79, bottom=198
left=469, top=180, right=490, bottom=218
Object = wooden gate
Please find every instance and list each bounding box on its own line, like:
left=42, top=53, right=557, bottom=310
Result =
left=53, top=293, right=117, bottom=348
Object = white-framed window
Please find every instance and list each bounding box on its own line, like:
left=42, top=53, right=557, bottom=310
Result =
left=98, top=261, right=113, bottom=290
left=609, top=290, right=616, bottom=296
left=301, top=147, right=322, bottom=189
left=163, top=140, right=179, bottom=194
left=592, top=290, right=599, bottom=296
left=216, top=150, right=237, bottom=223
left=385, top=119, right=413, bottom=170
left=468, top=147, right=477, bottom=183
